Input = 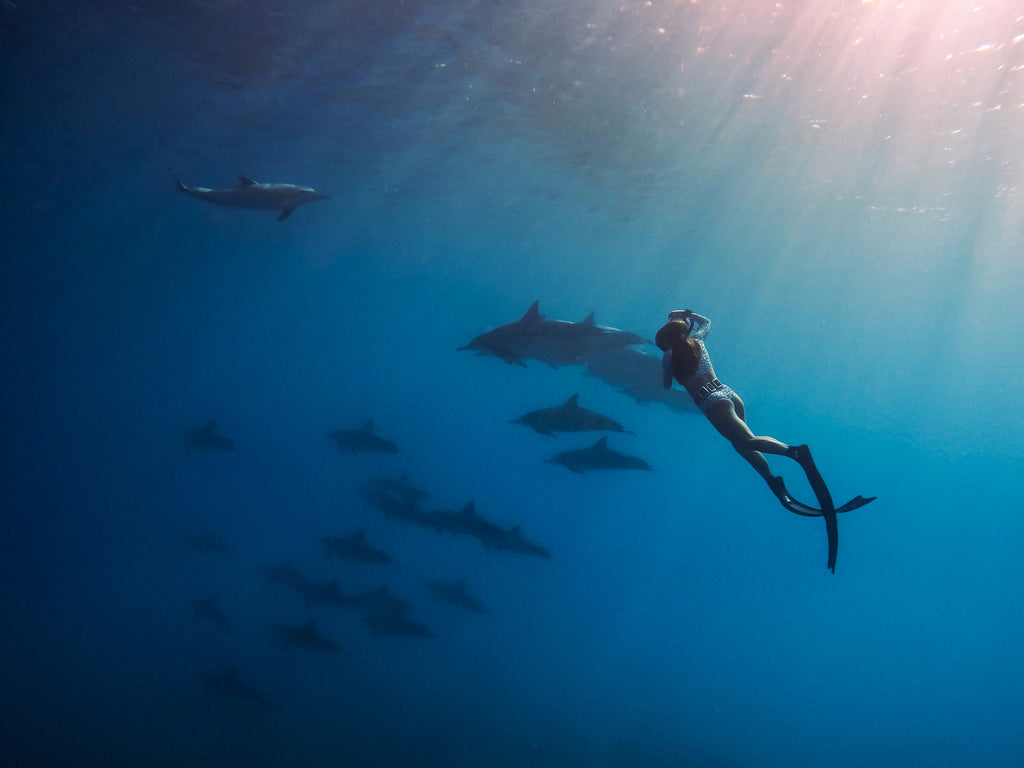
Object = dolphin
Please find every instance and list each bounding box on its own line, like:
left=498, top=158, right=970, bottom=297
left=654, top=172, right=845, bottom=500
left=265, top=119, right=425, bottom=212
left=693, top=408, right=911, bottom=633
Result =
left=174, top=174, right=329, bottom=220
left=330, top=419, right=399, bottom=454
left=584, top=347, right=699, bottom=413
left=546, top=436, right=654, bottom=474
left=360, top=475, right=430, bottom=505
left=458, top=301, right=646, bottom=368
left=511, top=393, right=633, bottom=436
left=299, top=578, right=353, bottom=608
left=271, top=619, right=343, bottom=652
left=571, top=313, right=649, bottom=358
left=492, top=524, right=552, bottom=559
left=431, top=502, right=551, bottom=558
left=363, top=610, right=434, bottom=638
left=191, top=595, right=230, bottom=631
left=264, top=561, right=310, bottom=591
left=425, top=579, right=488, bottom=614
left=348, top=585, right=412, bottom=620
left=320, top=530, right=392, bottom=565
left=360, top=488, right=445, bottom=533
left=185, top=419, right=236, bottom=451
left=430, top=501, right=508, bottom=546
left=199, top=668, right=271, bottom=706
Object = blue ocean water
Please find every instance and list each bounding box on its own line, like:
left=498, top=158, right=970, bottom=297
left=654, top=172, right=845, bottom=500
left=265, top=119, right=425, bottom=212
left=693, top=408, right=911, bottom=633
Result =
left=2, top=1, right=1024, bottom=766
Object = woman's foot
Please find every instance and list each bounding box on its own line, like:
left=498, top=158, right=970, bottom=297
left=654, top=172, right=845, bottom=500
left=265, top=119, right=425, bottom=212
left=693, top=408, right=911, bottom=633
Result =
left=787, top=443, right=811, bottom=466
left=768, top=475, right=792, bottom=504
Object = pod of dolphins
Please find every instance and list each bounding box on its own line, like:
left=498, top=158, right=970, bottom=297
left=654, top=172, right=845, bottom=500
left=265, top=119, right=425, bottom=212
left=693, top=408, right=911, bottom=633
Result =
left=190, top=299, right=866, bottom=705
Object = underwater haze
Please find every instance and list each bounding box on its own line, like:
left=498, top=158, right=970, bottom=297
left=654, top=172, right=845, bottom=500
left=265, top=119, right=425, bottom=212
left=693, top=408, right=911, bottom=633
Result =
left=3, top=1, right=1024, bottom=766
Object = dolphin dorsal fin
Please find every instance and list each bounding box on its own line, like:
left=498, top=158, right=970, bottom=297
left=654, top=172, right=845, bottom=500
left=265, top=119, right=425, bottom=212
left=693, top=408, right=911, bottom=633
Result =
left=521, top=301, right=543, bottom=323
left=205, top=419, right=217, bottom=432
left=563, top=394, right=580, bottom=408
left=304, top=620, right=315, bottom=631
left=361, top=419, right=374, bottom=432
left=581, top=312, right=596, bottom=325
left=594, top=436, right=609, bottom=450
left=462, top=501, right=475, bottom=516
left=354, top=530, right=365, bottom=540
left=238, top=175, right=257, bottom=187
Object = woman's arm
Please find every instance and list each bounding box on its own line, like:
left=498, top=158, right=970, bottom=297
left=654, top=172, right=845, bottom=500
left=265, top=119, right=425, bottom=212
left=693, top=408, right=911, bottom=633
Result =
left=687, top=311, right=711, bottom=340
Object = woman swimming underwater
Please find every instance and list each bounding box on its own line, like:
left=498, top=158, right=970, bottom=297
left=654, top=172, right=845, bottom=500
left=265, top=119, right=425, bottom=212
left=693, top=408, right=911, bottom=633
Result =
left=655, top=309, right=874, bottom=572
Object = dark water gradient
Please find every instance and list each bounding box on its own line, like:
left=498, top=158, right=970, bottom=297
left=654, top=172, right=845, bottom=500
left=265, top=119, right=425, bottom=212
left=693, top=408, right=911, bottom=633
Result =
left=3, top=2, right=1024, bottom=766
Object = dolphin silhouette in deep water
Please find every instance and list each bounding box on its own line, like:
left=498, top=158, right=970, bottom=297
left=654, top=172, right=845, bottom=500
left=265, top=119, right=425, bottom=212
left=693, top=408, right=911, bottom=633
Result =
left=174, top=174, right=330, bottom=220
left=199, top=667, right=271, bottom=706
left=330, top=419, right=399, bottom=454
left=426, top=579, right=489, bottom=614
left=184, top=419, right=236, bottom=451
left=320, top=530, right=392, bottom=565
left=271, top=619, right=343, bottom=652
left=546, top=436, right=653, bottom=474
left=511, top=393, right=633, bottom=436
left=191, top=595, right=230, bottom=631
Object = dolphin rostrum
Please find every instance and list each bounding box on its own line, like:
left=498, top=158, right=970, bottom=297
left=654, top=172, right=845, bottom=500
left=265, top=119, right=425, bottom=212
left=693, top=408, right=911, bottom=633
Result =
left=174, top=174, right=329, bottom=220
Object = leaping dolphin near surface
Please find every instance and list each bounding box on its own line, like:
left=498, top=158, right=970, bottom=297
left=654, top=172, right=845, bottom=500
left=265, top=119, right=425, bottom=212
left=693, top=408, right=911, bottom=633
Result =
left=174, top=174, right=330, bottom=220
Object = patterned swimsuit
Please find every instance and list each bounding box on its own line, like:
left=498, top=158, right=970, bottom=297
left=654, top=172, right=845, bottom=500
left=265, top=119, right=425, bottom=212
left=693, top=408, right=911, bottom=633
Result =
left=683, top=314, right=739, bottom=413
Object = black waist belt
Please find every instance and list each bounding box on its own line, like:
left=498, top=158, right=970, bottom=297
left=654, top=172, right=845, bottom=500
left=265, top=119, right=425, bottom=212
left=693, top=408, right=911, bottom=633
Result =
left=697, top=378, right=724, bottom=398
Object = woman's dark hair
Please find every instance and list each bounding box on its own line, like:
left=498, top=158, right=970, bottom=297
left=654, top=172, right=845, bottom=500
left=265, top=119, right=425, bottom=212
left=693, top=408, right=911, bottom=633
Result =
left=655, top=320, right=701, bottom=382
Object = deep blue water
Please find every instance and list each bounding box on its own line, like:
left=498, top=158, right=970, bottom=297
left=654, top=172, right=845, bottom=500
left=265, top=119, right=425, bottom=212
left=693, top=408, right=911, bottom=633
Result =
left=3, top=1, right=1024, bottom=766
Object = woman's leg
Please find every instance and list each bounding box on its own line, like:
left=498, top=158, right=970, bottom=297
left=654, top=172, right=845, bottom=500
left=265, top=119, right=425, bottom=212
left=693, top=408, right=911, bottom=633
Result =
left=703, top=396, right=791, bottom=483
left=705, top=396, right=835, bottom=520
left=703, top=395, right=818, bottom=510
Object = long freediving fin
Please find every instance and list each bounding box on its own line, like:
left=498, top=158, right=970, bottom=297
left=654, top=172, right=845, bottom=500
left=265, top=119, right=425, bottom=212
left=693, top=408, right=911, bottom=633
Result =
left=771, top=474, right=875, bottom=570
left=777, top=492, right=876, bottom=518
left=788, top=446, right=838, bottom=572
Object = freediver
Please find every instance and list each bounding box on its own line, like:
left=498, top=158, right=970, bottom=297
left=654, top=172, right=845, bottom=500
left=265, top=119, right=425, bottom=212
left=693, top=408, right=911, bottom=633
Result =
left=655, top=309, right=875, bottom=572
